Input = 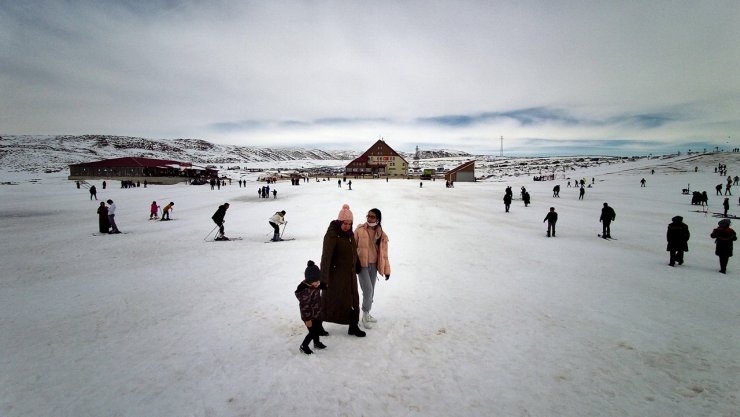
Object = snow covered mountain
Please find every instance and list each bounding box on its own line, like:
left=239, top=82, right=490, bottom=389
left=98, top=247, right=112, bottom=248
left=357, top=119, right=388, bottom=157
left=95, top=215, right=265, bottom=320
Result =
left=0, top=135, right=476, bottom=173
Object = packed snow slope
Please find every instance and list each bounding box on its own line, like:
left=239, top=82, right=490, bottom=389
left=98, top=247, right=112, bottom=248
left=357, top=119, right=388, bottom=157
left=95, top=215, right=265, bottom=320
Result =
left=0, top=152, right=738, bottom=417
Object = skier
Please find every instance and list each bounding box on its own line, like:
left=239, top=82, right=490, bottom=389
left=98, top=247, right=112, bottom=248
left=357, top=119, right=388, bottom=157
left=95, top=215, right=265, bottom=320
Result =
left=544, top=207, right=558, bottom=237
left=161, top=202, right=174, bottom=220
left=710, top=219, right=736, bottom=274
left=666, top=216, right=690, bottom=266
left=640, top=178, right=646, bottom=187
left=149, top=201, right=159, bottom=220
left=552, top=185, right=560, bottom=197
left=269, top=210, right=287, bottom=241
left=599, top=202, right=616, bottom=238
left=211, top=203, right=230, bottom=240
left=295, top=260, right=327, bottom=355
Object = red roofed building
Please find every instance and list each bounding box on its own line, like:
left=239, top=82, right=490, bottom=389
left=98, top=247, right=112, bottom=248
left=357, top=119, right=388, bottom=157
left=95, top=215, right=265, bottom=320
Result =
left=68, top=157, right=215, bottom=184
left=445, top=160, right=476, bottom=182
left=345, top=139, right=408, bottom=177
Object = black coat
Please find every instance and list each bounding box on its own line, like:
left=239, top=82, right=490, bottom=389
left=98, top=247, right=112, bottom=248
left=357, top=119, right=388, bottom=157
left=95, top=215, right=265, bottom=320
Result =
left=666, top=221, right=690, bottom=251
left=211, top=204, right=228, bottom=223
left=711, top=226, right=737, bottom=257
left=320, top=221, right=359, bottom=325
left=600, top=206, right=616, bottom=223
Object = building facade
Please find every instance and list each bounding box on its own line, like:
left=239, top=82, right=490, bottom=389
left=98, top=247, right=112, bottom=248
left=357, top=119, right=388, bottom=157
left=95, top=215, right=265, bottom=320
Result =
left=345, top=139, right=408, bottom=177
left=68, top=157, right=215, bottom=184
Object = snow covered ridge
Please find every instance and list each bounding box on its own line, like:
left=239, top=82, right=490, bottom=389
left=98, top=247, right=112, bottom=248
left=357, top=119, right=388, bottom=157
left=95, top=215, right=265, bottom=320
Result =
left=0, top=135, right=359, bottom=173
left=0, top=135, right=477, bottom=173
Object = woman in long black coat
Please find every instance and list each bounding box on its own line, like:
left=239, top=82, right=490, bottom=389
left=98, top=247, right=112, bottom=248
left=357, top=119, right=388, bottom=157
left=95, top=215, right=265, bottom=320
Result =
left=97, top=202, right=110, bottom=233
left=666, top=216, right=689, bottom=266
left=320, top=204, right=365, bottom=337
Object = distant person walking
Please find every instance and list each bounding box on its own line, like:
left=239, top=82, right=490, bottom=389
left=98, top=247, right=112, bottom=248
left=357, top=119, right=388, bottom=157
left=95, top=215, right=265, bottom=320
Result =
left=716, top=184, right=722, bottom=196
left=89, top=185, right=97, bottom=200
left=211, top=203, right=230, bottom=240
left=640, top=178, right=646, bottom=187
left=503, top=192, right=512, bottom=212
left=106, top=199, right=121, bottom=234
left=666, top=216, right=690, bottom=266
left=552, top=185, right=560, bottom=197
left=723, top=198, right=730, bottom=217
left=579, top=186, right=585, bottom=200
left=544, top=207, right=558, bottom=237
left=599, top=202, right=616, bottom=238
left=97, top=202, right=110, bottom=233
left=710, top=219, right=736, bottom=274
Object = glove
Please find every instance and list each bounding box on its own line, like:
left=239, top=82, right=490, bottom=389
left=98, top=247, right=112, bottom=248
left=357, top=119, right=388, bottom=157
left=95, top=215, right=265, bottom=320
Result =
left=385, top=274, right=390, bottom=281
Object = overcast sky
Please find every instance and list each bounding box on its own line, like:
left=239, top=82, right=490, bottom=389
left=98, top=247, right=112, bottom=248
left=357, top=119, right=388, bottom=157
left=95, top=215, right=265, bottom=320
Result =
left=1, top=1, right=739, bottom=155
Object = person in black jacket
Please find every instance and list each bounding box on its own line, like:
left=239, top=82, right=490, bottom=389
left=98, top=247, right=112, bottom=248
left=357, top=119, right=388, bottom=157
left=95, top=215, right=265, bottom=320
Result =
left=666, top=216, right=690, bottom=266
left=600, top=202, right=616, bottom=238
left=211, top=203, right=229, bottom=240
left=544, top=207, right=558, bottom=237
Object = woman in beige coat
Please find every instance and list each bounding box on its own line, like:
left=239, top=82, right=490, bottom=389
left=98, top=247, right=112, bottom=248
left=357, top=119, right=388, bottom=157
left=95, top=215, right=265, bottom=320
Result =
left=354, top=208, right=391, bottom=329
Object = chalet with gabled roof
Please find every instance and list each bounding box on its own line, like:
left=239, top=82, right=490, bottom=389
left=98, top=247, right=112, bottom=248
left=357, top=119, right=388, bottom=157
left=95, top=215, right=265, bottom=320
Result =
left=345, top=139, right=408, bottom=177
left=445, top=160, right=476, bottom=182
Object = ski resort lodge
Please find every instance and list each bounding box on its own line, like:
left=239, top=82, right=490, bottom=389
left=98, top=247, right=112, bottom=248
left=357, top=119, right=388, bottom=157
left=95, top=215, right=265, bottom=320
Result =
left=345, top=139, right=408, bottom=177
left=68, top=157, right=215, bottom=184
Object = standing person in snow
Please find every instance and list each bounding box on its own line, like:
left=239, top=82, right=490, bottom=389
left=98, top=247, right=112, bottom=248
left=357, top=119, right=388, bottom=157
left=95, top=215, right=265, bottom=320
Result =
left=319, top=204, right=365, bottom=337
left=89, top=185, right=97, bottom=200
left=599, top=202, right=616, bottom=238
left=97, top=202, right=110, bottom=233
left=161, top=202, right=174, bottom=221
left=552, top=185, right=560, bottom=197
left=503, top=192, right=512, bottom=212
left=355, top=208, right=391, bottom=329
left=544, top=207, right=558, bottom=237
left=666, top=216, right=690, bottom=266
left=295, top=260, right=327, bottom=355
left=710, top=219, right=736, bottom=274
left=150, top=201, right=159, bottom=220
left=106, top=199, right=121, bottom=234
left=723, top=198, right=730, bottom=217
left=211, top=203, right=229, bottom=240
left=268, top=210, right=287, bottom=241
left=522, top=191, right=531, bottom=207
left=579, top=186, right=585, bottom=200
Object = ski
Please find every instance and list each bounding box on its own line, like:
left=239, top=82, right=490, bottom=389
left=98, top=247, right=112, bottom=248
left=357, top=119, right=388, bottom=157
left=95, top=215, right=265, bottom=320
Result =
left=212, top=237, right=243, bottom=241
left=265, top=238, right=296, bottom=243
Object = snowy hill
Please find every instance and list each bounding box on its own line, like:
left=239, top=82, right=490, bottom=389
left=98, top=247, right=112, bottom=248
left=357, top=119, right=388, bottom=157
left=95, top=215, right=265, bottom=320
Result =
left=0, top=135, right=479, bottom=173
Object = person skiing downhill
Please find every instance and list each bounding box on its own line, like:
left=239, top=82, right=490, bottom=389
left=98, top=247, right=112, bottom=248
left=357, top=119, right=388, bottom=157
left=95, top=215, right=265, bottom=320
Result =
left=211, top=203, right=230, bottom=240
left=161, top=202, right=174, bottom=220
left=269, top=210, right=287, bottom=241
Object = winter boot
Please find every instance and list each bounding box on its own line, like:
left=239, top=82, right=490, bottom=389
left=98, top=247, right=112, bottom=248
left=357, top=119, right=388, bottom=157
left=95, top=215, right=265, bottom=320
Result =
left=316, top=321, right=329, bottom=336
left=361, top=311, right=373, bottom=329
left=299, top=345, right=313, bottom=355
left=314, top=341, right=327, bottom=350
left=348, top=322, right=366, bottom=337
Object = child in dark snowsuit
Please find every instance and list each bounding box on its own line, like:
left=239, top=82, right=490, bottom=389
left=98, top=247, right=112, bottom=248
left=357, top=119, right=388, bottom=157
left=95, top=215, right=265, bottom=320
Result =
left=295, top=260, right=327, bottom=354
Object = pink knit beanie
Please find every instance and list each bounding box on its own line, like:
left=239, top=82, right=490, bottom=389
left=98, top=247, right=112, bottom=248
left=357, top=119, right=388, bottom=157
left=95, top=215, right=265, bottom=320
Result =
left=337, top=204, right=353, bottom=222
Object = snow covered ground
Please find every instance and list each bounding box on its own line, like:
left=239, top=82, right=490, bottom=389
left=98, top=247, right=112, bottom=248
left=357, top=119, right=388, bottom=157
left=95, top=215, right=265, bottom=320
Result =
left=1, top=153, right=738, bottom=417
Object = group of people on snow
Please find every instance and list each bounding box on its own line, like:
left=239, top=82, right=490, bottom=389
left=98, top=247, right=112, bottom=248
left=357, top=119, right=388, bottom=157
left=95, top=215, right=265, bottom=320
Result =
left=294, top=203, right=392, bottom=354
left=96, top=199, right=121, bottom=234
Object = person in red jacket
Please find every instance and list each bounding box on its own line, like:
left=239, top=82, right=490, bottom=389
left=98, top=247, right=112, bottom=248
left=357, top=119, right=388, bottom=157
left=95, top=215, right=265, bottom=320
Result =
left=711, top=219, right=737, bottom=274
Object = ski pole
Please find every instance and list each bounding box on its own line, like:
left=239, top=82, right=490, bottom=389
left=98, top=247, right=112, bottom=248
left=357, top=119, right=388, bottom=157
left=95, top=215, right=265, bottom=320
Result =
left=280, top=221, right=288, bottom=239
left=204, top=224, right=218, bottom=241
